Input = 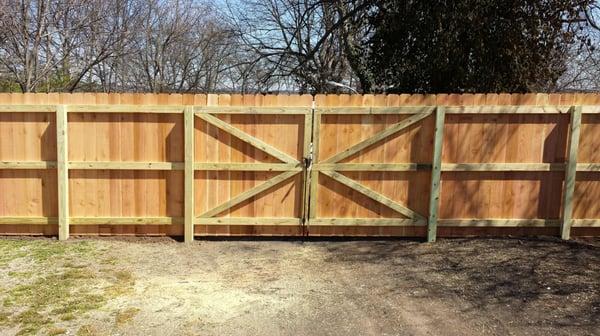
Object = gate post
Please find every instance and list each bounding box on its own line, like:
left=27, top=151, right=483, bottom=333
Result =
left=561, top=105, right=582, bottom=240
left=427, top=106, right=445, bottom=242
left=57, top=105, right=69, bottom=241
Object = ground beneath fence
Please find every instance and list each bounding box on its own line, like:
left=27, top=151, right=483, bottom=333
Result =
left=0, top=237, right=599, bottom=336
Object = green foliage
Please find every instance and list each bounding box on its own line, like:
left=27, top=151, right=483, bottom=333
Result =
left=367, top=0, right=591, bottom=93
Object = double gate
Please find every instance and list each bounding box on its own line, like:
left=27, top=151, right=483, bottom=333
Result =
left=192, top=102, right=435, bottom=240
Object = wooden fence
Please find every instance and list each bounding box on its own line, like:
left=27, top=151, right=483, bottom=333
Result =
left=0, top=93, right=599, bottom=241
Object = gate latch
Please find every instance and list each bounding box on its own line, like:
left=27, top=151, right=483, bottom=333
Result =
left=303, top=142, right=313, bottom=170
left=303, top=156, right=312, bottom=170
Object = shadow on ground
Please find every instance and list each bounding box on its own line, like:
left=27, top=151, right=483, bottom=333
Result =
left=321, top=237, right=600, bottom=332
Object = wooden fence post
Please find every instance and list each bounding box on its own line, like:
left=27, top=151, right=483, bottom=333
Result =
left=427, top=106, right=445, bottom=242
left=56, top=105, right=69, bottom=240
left=184, top=106, right=195, bottom=243
left=561, top=105, right=582, bottom=240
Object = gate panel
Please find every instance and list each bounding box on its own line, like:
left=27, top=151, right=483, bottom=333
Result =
left=193, top=94, right=312, bottom=236
left=307, top=94, right=435, bottom=236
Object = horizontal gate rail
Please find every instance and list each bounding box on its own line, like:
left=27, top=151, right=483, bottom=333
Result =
left=195, top=106, right=308, bottom=114
left=1, top=217, right=597, bottom=227
left=309, top=218, right=424, bottom=226
left=194, top=217, right=301, bottom=226
left=5, top=161, right=600, bottom=172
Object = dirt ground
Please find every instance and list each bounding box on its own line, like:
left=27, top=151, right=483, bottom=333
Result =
left=0, top=236, right=599, bottom=336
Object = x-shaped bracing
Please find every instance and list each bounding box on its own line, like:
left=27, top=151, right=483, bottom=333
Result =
left=196, top=113, right=301, bottom=218
left=318, top=111, right=432, bottom=222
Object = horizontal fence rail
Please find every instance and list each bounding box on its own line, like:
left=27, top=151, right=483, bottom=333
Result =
left=0, top=93, right=599, bottom=241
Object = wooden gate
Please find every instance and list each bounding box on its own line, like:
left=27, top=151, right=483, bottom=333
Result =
left=306, top=95, right=438, bottom=237
left=193, top=95, right=312, bottom=236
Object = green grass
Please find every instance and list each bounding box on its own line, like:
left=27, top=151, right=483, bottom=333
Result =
left=0, top=239, right=134, bottom=335
left=0, top=239, right=95, bottom=267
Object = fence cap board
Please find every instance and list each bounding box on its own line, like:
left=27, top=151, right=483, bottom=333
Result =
left=1, top=103, right=599, bottom=114
left=195, top=106, right=310, bottom=114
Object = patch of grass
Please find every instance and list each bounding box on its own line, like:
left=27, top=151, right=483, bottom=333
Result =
left=0, top=240, right=30, bottom=266
left=76, top=325, right=99, bottom=336
left=50, top=294, right=106, bottom=315
left=115, top=307, right=140, bottom=325
left=0, top=240, right=96, bottom=267
left=4, top=268, right=122, bottom=331
left=47, top=326, right=67, bottom=335
left=15, top=309, right=51, bottom=335
left=101, top=256, right=119, bottom=265
left=60, top=313, right=75, bottom=321
left=0, top=311, right=9, bottom=323
left=104, top=269, right=135, bottom=296
left=63, top=261, right=88, bottom=269
left=7, top=271, right=33, bottom=278
left=4, top=268, right=97, bottom=308
left=0, top=240, right=134, bottom=334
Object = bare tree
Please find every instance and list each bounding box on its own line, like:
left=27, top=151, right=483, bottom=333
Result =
left=0, top=0, right=64, bottom=92
left=62, top=0, right=141, bottom=92
left=0, top=0, right=138, bottom=92
left=559, top=1, right=600, bottom=91
left=226, top=0, right=374, bottom=93
left=110, top=0, right=236, bottom=93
